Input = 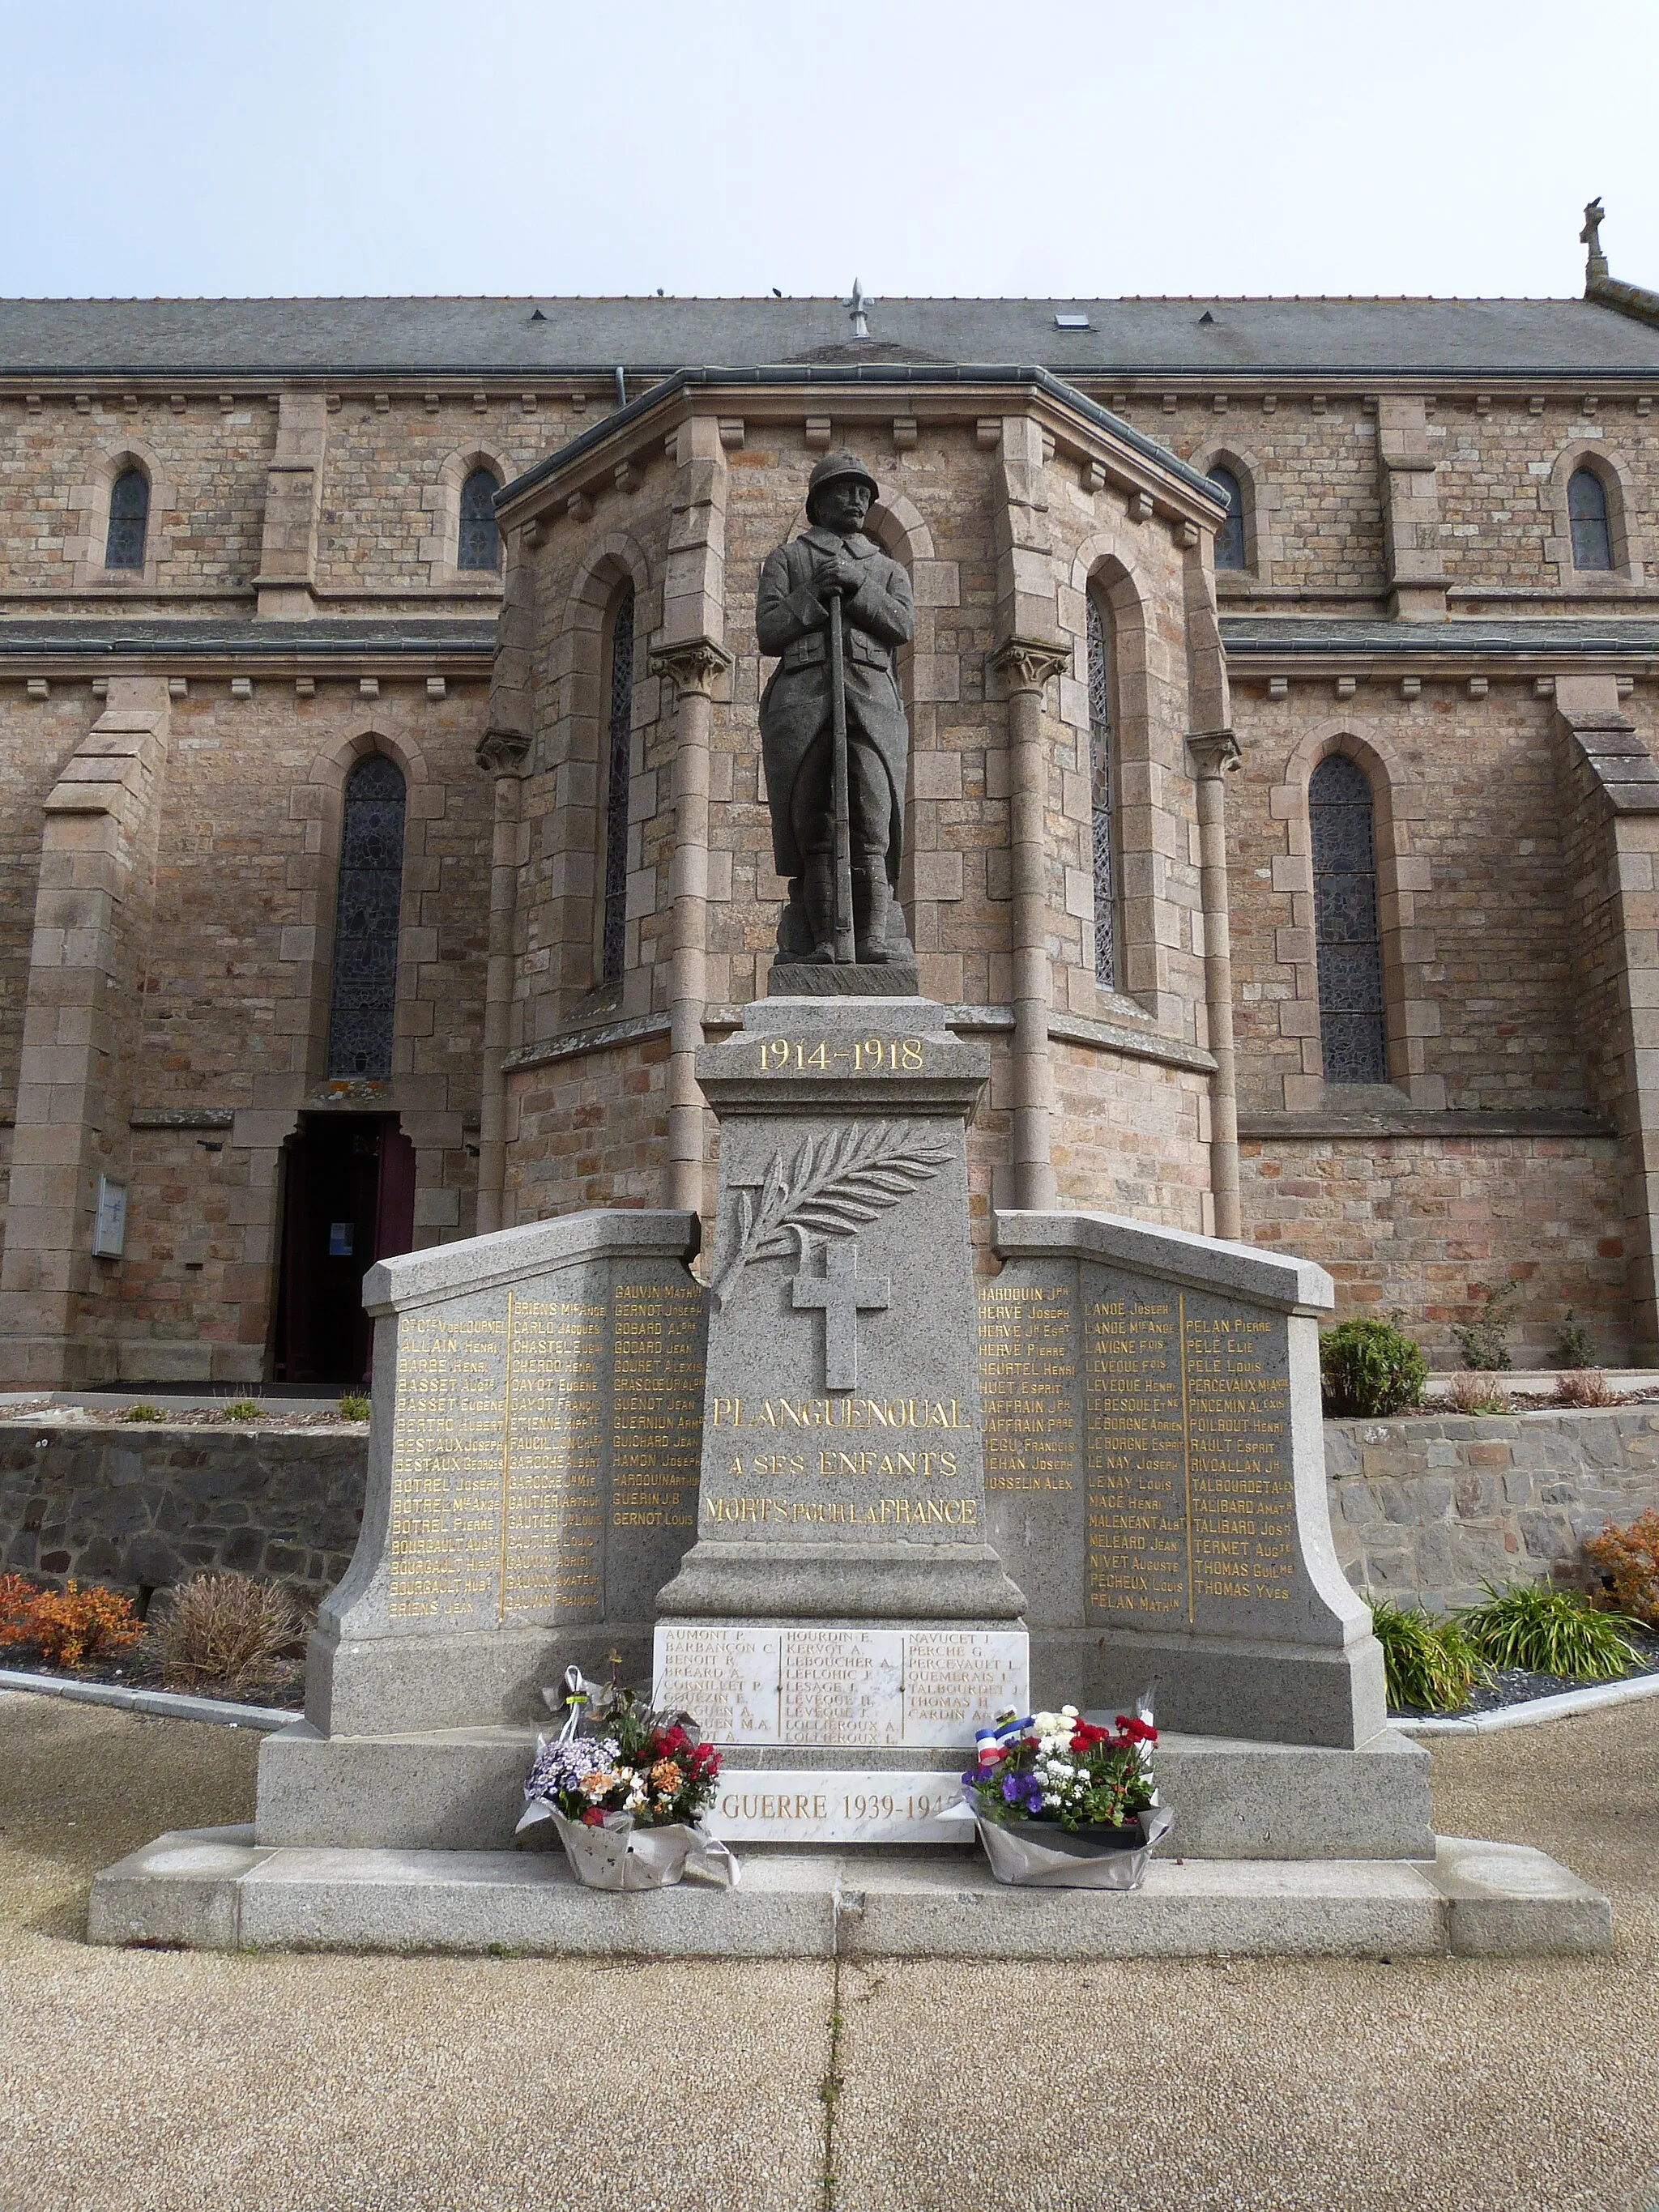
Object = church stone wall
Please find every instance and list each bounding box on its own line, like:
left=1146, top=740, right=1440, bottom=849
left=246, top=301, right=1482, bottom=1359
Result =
left=0, top=394, right=271, bottom=601
left=1239, top=1132, right=1631, bottom=1368
left=1226, top=680, right=1599, bottom=1117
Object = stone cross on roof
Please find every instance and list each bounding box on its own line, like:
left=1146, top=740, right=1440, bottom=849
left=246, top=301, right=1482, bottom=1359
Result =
left=791, top=1234, right=889, bottom=1391
left=1582, top=197, right=1609, bottom=286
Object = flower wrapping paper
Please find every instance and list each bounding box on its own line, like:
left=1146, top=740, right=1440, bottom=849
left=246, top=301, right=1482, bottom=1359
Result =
left=972, top=1802, right=1175, bottom=1889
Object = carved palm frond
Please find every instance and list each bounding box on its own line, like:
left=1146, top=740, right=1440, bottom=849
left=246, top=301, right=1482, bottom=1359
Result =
left=710, top=1123, right=953, bottom=1311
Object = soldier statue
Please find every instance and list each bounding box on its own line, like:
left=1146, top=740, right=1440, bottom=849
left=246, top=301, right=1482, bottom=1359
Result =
left=756, top=451, right=915, bottom=965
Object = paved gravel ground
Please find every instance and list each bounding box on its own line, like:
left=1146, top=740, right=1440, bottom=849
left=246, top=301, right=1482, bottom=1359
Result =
left=0, top=1690, right=1655, bottom=2212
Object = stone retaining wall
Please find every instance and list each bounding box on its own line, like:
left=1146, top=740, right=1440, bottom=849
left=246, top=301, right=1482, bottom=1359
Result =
left=0, top=1422, right=368, bottom=1606
left=1325, top=1408, right=1659, bottom=1613
left=5, top=1409, right=1657, bottom=1620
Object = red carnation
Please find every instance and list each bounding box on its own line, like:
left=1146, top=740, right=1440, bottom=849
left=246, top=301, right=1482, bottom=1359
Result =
left=1115, top=1714, right=1158, bottom=1744
left=580, top=1808, right=605, bottom=1827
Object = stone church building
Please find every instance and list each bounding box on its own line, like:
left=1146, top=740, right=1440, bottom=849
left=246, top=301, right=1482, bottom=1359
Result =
left=5, top=232, right=1659, bottom=1387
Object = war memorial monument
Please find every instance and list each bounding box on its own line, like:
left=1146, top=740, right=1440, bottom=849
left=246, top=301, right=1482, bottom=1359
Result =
left=91, top=412, right=1610, bottom=1957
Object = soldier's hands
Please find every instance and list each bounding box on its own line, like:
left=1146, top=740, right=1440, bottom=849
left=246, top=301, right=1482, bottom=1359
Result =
left=815, top=549, right=864, bottom=599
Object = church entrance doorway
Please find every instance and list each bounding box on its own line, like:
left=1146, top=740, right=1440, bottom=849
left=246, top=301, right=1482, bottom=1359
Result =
left=271, top=1114, right=416, bottom=1387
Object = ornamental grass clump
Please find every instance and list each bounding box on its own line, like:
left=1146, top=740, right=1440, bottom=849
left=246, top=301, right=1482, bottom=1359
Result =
left=150, top=1571, right=304, bottom=1694
left=337, top=1393, right=370, bottom=1422
left=1447, top=1370, right=1511, bottom=1416
left=962, top=1704, right=1158, bottom=1833
left=220, top=1399, right=262, bottom=1423
left=1584, top=1510, right=1659, bottom=1629
left=1456, top=1580, right=1645, bottom=1682
left=1367, top=1596, right=1482, bottom=1713
left=0, top=1578, right=143, bottom=1670
left=1319, top=1318, right=1427, bottom=1417
left=1553, top=1368, right=1617, bottom=1409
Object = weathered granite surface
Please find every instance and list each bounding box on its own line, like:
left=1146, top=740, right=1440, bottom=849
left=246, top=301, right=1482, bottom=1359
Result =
left=986, top=1209, right=1385, bottom=1748
left=658, top=996, right=1023, bottom=1626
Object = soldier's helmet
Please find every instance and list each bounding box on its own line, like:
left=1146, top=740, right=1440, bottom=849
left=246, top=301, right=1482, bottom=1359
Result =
left=805, top=450, right=880, bottom=520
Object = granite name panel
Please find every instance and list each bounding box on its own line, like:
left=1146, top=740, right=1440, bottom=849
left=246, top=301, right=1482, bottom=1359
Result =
left=979, top=1210, right=1386, bottom=1748
left=309, top=1211, right=705, bottom=1736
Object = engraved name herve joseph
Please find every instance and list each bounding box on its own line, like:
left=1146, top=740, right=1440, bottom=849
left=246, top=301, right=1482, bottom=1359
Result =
left=756, top=450, right=914, bottom=965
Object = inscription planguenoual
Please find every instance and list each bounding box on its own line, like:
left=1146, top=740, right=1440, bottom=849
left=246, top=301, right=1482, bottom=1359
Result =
left=979, top=1268, right=1297, bottom=1625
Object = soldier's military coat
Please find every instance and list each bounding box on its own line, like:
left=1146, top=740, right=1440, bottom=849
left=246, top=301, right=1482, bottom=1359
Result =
left=754, top=526, right=915, bottom=883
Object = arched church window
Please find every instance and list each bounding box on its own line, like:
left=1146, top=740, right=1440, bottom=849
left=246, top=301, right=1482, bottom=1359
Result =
left=1209, top=467, right=1246, bottom=571
left=458, top=467, right=501, bottom=571
left=1310, top=753, right=1387, bottom=1085
left=1086, top=591, right=1118, bottom=990
left=105, top=467, right=149, bottom=570
left=600, top=589, right=636, bottom=984
left=326, top=754, right=407, bottom=1079
left=1568, top=466, right=1613, bottom=572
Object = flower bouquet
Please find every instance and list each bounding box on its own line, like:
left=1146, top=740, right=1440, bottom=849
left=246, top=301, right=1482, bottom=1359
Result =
left=961, top=1698, right=1174, bottom=1890
left=518, top=1666, right=739, bottom=1891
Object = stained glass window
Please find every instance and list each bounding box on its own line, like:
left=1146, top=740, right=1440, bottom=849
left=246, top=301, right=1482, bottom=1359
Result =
left=1209, top=467, right=1246, bottom=571
left=105, top=467, right=149, bottom=570
left=458, top=467, right=501, bottom=571
left=601, top=590, right=635, bottom=984
left=1086, top=592, right=1117, bottom=991
left=1310, top=752, right=1387, bottom=1085
left=326, top=755, right=407, bottom=1078
left=1568, top=467, right=1613, bottom=572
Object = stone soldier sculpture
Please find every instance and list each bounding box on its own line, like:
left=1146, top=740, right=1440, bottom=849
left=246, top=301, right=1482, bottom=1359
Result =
left=756, top=451, right=915, bottom=971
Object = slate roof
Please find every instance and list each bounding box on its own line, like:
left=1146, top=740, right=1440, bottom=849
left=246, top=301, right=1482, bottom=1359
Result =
left=4, top=295, right=1659, bottom=379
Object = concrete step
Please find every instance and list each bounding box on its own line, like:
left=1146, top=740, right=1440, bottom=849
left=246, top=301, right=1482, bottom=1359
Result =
left=87, top=1826, right=1610, bottom=1960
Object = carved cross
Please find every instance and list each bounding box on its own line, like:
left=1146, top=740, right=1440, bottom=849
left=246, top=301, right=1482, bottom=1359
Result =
left=791, top=1235, right=889, bottom=1391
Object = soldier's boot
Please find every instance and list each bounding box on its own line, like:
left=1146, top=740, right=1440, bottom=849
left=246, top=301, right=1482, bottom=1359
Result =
left=801, top=851, right=838, bottom=962
left=853, top=865, right=893, bottom=962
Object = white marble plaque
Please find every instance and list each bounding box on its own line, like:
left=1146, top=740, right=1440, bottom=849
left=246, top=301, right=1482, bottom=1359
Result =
left=898, top=1630, right=1030, bottom=1746
left=704, top=1768, right=975, bottom=1843
left=652, top=1626, right=781, bottom=1744
left=652, top=1625, right=1029, bottom=1748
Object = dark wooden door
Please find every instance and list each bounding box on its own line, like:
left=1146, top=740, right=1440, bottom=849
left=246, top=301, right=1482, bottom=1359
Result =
left=272, top=1115, right=416, bottom=1386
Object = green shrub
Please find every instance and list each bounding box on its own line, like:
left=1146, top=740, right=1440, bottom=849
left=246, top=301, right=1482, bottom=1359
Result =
left=1552, top=1309, right=1596, bottom=1370
left=1452, top=1280, right=1520, bottom=1372
left=1457, top=1581, right=1645, bottom=1681
left=122, top=1402, right=161, bottom=1423
left=1367, top=1596, right=1482, bottom=1712
left=1320, top=1319, right=1427, bottom=1417
left=220, top=1399, right=262, bottom=1423
left=337, top=1392, right=371, bottom=1423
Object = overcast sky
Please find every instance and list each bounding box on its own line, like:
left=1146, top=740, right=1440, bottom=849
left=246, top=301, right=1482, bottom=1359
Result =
left=3, top=0, right=1655, bottom=305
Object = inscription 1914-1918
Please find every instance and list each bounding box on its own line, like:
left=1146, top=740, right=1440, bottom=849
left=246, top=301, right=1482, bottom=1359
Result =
left=979, top=1268, right=1297, bottom=1629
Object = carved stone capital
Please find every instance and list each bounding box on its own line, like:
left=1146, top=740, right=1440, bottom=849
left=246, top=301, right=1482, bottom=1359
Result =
left=988, top=637, right=1071, bottom=693
left=475, top=725, right=531, bottom=778
left=1186, top=731, right=1242, bottom=779
left=650, top=638, right=733, bottom=697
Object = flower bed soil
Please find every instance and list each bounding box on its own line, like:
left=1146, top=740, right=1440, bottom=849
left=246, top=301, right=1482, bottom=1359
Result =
left=0, top=1638, right=305, bottom=1712
left=1389, top=1630, right=1659, bottom=1721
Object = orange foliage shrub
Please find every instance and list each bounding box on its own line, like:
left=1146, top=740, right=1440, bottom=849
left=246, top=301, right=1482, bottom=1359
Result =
left=1585, top=1511, right=1659, bottom=1629
left=0, top=1571, right=41, bottom=1643
left=3, top=1579, right=143, bottom=1669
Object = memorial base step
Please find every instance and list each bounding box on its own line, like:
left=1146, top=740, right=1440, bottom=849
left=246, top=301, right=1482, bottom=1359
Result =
left=88, top=1826, right=1611, bottom=1960
left=254, top=1720, right=1435, bottom=1858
